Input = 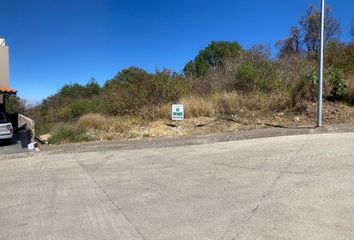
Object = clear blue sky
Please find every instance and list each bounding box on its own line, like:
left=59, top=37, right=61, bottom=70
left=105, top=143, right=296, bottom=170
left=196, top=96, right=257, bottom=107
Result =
left=0, top=0, right=353, bottom=103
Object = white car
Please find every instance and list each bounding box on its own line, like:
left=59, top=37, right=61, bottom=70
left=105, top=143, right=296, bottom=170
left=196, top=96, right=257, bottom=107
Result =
left=0, top=112, right=13, bottom=144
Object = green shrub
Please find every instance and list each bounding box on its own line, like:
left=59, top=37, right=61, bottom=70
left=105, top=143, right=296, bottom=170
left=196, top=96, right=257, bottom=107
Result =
left=5, top=96, right=25, bottom=114
left=326, top=66, right=346, bottom=100
left=234, top=64, right=257, bottom=93
left=104, top=67, right=152, bottom=88
left=303, top=66, right=347, bottom=101
left=100, top=84, right=146, bottom=116
left=101, top=70, right=191, bottom=116
left=184, top=41, right=243, bottom=77
left=49, top=126, right=93, bottom=144
left=254, top=62, right=284, bottom=93
left=57, top=79, right=101, bottom=102
left=60, top=99, right=98, bottom=120
left=290, top=69, right=316, bottom=111
left=146, top=70, right=191, bottom=105
left=35, top=119, right=53, bottom=136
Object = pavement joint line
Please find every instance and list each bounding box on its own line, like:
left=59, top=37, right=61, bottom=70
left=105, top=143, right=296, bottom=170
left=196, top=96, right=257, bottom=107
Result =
left=75, top=159, right=146, bottom=240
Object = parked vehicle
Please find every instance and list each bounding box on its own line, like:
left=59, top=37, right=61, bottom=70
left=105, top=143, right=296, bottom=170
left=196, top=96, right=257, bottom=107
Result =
left=0, top=112, right=13, bottom=144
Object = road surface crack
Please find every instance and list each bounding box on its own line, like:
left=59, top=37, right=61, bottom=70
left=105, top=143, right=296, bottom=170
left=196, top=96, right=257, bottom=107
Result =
left=230, top=138, right=308, bottom=240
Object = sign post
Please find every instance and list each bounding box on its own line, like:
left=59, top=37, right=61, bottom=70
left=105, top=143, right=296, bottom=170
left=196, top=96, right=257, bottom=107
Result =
left=171, top=104, right=184, bottom=121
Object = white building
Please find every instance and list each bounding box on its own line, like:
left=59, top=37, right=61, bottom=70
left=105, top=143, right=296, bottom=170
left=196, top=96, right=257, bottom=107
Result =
left=0, top=37, right=17, bottom=112
left=0, top=37, right=9, bottom=88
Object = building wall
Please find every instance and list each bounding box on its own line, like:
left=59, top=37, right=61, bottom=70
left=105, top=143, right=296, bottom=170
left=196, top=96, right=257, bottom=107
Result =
left=0, top=45, right=9, bottom=87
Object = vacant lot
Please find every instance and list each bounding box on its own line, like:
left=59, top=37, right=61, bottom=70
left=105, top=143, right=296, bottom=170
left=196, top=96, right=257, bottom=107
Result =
left=1, top=132, right=354, bottom=239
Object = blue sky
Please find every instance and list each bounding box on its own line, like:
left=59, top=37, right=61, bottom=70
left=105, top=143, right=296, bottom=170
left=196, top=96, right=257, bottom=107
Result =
left=0, top=0, right=353, bottom=103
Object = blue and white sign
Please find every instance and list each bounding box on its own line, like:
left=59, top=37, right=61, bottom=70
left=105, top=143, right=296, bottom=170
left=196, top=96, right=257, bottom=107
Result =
left=172, top=104, right=184, bottom=121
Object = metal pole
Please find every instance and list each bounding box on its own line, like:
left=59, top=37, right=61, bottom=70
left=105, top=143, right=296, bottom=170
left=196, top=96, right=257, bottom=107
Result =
left=317, top=0, right=325, bottom=127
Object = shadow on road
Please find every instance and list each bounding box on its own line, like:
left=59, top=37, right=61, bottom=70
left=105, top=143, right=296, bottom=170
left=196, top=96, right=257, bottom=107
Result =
left=0, top=133, right=28, bottom=154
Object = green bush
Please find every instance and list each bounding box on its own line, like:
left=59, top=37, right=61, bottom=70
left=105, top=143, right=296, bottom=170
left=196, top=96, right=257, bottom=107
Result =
left=60, top=99, right=98, bottom=120
left=100, top=82, right=149, bottom=116
left=146, top=70, right=191, bottom=105
left=291, top=79, right=313, bottom=112
left=35, top=119, right=53, bottom=136
left=5, top=96, right=25, bottom=114
left=57, top=79, right=101, bottom=102
left=104, top=67, right=152, bottom=88
left=101, top=70, right=191, bottom=116
left=304, top=66, right=347, bottom=101
left=326, top=66, right=346, bottom=100
left=289, top=65, right=347, bottom=111
left=184, top=41, right=243, bottom=77
left=234, top=64, right=258, bottom=93
left=253, top=62, right=283, bottom=93
left=231, top=59, right=283, bottom=94
left=49, top=126, right=93, bottom=144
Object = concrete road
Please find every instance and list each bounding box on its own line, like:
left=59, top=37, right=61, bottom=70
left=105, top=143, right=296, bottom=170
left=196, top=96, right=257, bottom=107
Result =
left=1, top=133, right=354, bottom=240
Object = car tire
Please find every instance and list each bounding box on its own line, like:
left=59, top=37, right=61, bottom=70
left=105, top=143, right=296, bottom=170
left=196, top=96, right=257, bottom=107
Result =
left=6, top=138, right=12, bottom=145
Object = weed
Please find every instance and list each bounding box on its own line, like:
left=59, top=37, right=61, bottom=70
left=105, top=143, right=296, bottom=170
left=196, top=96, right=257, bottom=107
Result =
left=77, top=114, right=111, bottom=130
left=49, top=125, right=93, bottom=144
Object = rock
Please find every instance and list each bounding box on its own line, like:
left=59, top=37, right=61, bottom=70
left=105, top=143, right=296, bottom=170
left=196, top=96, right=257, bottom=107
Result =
left=294, top=116, right=300, bottom=122
left=38, top=133, right=51, bottom=144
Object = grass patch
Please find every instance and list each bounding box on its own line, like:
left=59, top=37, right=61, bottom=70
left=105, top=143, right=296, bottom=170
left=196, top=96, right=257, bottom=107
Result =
left=49, top=125, right=94, bottom=144
left=111, top=116, right=143, bottom=134
left=77, top=114, right=112, bottom=130
left=181, top=96, right=216, bottom=118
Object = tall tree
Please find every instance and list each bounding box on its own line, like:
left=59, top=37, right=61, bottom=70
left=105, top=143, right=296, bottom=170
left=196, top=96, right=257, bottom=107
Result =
left=84, top=78, right=101, bottom=97
left=183, top=41, right=242, bottom=77
left=104, top=67, right=151, bottom=89
left=250, top=44, right=272, bottom=60
left=276, top=27, right=301, bottom=57
left=300, top=4, right=340, bottom=55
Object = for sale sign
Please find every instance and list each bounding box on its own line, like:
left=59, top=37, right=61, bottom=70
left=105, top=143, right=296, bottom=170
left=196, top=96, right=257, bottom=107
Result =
left=172, top=104, right=184, bottom=121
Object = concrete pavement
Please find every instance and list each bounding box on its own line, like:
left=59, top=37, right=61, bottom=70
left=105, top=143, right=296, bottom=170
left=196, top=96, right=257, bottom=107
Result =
left=0, top=132, right=354, bottom=239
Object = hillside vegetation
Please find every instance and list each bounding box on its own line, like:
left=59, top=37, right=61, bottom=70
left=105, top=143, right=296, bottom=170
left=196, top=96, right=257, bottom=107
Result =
left=19, top=5, right=354, bottom=144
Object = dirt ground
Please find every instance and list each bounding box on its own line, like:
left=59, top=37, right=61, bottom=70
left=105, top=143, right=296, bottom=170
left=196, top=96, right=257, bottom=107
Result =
left=125, top=101, right=354, bottom=140
left=40, top=101, right=354, bottom=144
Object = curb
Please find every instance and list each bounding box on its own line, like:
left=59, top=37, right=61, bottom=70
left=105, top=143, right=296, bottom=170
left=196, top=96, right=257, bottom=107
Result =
left=3, top=123, right=354, bottom=159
